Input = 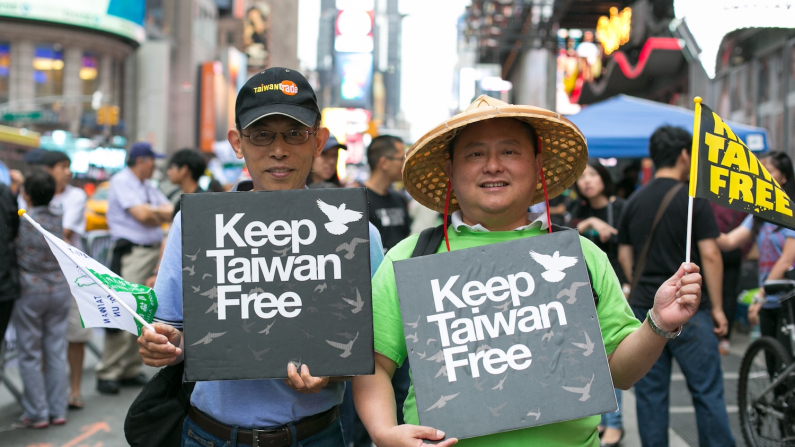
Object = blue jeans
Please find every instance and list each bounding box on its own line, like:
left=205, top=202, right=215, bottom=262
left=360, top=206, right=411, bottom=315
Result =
left=182, top=413, right=345, bottom=447
left=631, top=307, right=735, bottom=447
left=600, top=388, right=622, bottom=429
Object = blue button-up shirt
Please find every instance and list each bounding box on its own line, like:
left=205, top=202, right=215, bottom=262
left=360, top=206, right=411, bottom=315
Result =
left=153, top=181, right=384, bottom=427
left=106, top=167, right=169, bottom=245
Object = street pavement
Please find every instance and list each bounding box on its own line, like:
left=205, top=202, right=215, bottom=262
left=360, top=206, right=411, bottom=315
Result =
left=0, top=329, right=753, bottom=447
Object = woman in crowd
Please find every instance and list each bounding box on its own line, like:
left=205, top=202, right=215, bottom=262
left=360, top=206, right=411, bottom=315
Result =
left=717, top=151, right=795, bottom=351
left=307, top=133, right=345, bottom=188
left=569, top=160, right=626, bottom=447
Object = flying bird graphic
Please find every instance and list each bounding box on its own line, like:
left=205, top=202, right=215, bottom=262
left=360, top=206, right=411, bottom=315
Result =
left=273, top=246, right=291, bottom=257
left=405, top=332, right=419, bottom=343
left=191, top=285, right=201, bottom=293
left=474, top=378, right=487, bottom=391
left=405, top=316, right=420, bottom=329
left=571, top=331, right=595, bottom=356
left=423, top=393, right=459, bottom=412
left=242, top=319, right=256, bottom=333
left=205, top=302, right=218, bottom=314
left=317, top=199, right=363, bottom=235
left=336, top=332, right=357, bottom=340
left=185, top=249, right=200, bottom=261
left=300, top=329, right=314, bottom=339
left=308, top=306, right=318, bottom=313
left=416, top=351, right=426, bottom=359
left=541, top=330, right=554, bottom=342
left=183, top=265, right=195, bottom=276
left=258, top=321, right=275, bottom=335
left=526, top=408, right=541, bottom=420
left=190, top=331, right=226, bottom=346
left=342, top=289, right=364, bottom=313
left=201, top=273, right=213, bottom=280
left=475, top=344, right=492, bottom=354
left=336, top=237, right=369, bottom=259
left=485, top=402, right=507, bottom=417
left=326, top=332, right=359, bottom=358
left=529, top=250, right=579, bottom=282
left=557, top=281, right=590, bottom=304
left=249, top=346, right=270, bottom=360
left=200, top=287, right=217, bottom=299
left=315, top=283, right=327, bottom=293
left=426, top=338, right=437, bottom=345
left=562, top=374, right=594, bottom=401
left=331, top=312, right=347, bottom=320
left=537, top=380, right=550, bottom=388
left=435, top=365, right=447, bottom=378
left=492, top=375, right=508, bottom=390
left=248, top=287, right=264, bottom=296
left=426, top=350, right=445, bottom=362
left=493, top=302, right=511, bottom=312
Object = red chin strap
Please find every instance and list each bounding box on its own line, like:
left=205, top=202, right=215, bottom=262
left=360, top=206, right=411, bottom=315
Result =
left=538, top=136, right=552, bottom=234
left=443, top=180, right=452, bottom=252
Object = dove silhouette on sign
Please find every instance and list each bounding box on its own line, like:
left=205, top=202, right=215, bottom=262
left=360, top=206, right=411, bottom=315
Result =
left=258, top=321, right=274, bottom=335
left=571, top=331, right=595, bottom=356
left=342, top=288, right=364, bottom=313
left=426, top=350, right=444, bottom=362
left=405, top=332, right=418, bottom=343
left=191, top=331, right=227, bottom=346
left=434, top=365, right=447, bottom=378
left=485, top=402, right=507, bottom=417
left=526, top=408, right=541, bottom=420
left=249, top=346, right=270, bottom=360
left=317, top=199, right=363, bottom=235
left=326, top=332, right=359, bottom=358
left=557, top=281, right=589, bottom=304
left=185, top=249, right=200, bottom=261
left=492, top=375, right=507, bottom=390
left=423, top=393, right=459, bottom=412
left=183, top=265, right=195, bottom=276
left=336, top=237, right=369, bottom=259
left=529, top=250, right=579, bottom=282
left=202, top=273, right=213, bottom=280
left=562, top=373, right=594, bottom=401
left=405, top=316, right=420, bottom=329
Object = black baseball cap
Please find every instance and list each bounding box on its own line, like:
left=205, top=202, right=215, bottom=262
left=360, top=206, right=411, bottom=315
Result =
left=235, top=67, right=320, bottom=130
left=323, top=132, right=347, bottom=152
left=128, top=141, right=165, bottom=160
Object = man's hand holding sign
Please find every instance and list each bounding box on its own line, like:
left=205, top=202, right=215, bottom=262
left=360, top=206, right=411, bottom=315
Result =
left=352, top=96, right=703, bottom=447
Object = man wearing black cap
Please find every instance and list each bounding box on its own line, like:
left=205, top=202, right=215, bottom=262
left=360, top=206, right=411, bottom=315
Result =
left=98, top=142, right=173, bottom=395
left=307, top=132, right=346, bottom=188
left=137, top=67, right=385, bottom=447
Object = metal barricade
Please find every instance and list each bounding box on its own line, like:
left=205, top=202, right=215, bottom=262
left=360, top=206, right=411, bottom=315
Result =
left=84, top=230, right=113, bottom=268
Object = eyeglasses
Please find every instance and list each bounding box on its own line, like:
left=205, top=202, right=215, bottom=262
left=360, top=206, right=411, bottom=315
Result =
left=241, top=129, right=317, bottom=146
left=386, top=154, right=406, bottom=162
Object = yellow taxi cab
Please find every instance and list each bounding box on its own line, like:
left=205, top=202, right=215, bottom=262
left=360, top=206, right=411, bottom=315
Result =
left=85, top=181, right=109, bottom=231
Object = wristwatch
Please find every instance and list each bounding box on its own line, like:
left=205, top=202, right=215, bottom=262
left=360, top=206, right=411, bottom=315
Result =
left=647, top=310, right=682, bottom=339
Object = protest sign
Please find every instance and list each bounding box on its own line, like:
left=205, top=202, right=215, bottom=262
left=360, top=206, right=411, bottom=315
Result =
left=690, top=99, right=795, bottom=230
left=180, top=188, right=373, bottom=381
left=393, top=230, right=616, bottom=440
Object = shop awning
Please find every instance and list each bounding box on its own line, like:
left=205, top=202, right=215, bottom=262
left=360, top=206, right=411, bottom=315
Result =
left=567, top=95, right=770, bottom=159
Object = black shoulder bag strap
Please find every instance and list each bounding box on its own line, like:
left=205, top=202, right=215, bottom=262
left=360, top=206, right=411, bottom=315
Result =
left=630, top=183, right=684, bottom=293
left=411, top=223, right=600, bottom=307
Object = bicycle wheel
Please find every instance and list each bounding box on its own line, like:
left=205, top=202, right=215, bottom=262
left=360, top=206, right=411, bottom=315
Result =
left=739, top=336, right=795, bottom=447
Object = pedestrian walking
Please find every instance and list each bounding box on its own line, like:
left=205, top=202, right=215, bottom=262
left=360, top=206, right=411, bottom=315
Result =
left=12, top=169, right=71, bottom=428
left=41, top=150, right=91, bottom=410
left=98, top=142, right=173, bottom=395
left=166, top=148, right=207, bottom=218
left=570, top=161, right=625, bottom=447
left=717, top=151, right=795, bottom=352
left=618, top=125, right=733, bottom=447
left=137, top=67, right=385, bottom=447
left=353, top=96, right=706, bottom=447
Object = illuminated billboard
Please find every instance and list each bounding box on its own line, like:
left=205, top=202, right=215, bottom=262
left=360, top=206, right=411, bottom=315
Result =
left=0, top=0, right=146, bottom=43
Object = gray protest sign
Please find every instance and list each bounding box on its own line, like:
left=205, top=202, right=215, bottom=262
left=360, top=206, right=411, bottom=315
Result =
left=393, top=230, right=616, bottom=440
left=181, top=188, right=373, bottom=381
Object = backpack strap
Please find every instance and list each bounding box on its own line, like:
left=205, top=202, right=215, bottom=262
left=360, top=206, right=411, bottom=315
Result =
left=411, top=224, right=446, bottom=258
left=550, top=224, right=599, bottom=308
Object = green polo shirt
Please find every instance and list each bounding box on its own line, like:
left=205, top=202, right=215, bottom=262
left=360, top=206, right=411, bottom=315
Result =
left=372, top=224, right=641, bottom=447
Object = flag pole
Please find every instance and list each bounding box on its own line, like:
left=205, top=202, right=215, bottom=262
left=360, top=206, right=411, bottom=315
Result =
left=685, top=97, right=703, bottom=265
left=18, top=209, right=156, bottom=333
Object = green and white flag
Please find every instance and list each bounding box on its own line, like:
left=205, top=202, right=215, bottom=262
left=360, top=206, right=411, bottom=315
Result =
left=21, top=211, right=158, bottom=335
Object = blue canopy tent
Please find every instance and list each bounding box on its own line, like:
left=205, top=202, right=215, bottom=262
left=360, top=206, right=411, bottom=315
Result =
left=566, top=95, right=770, bottom=159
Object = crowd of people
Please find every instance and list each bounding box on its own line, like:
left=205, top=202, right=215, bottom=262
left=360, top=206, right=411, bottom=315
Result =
left=0, top=65, right=789, bottom=447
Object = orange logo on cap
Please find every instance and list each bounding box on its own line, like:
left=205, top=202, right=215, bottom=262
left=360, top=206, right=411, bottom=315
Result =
left=280, top=80, right=298, bottom=96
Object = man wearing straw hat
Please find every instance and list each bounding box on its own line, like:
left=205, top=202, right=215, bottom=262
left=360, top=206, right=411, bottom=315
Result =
left=351, top=96, right=704, bottom=446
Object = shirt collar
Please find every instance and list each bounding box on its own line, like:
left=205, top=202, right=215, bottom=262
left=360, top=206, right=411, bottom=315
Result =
left=450, top=210, right=549, bottom=233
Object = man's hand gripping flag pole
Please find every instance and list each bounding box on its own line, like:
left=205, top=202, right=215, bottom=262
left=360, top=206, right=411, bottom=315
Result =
left=18, top=208, right=157, bottom=334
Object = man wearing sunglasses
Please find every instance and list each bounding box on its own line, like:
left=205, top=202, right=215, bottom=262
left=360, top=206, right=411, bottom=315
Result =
left=137, top=67, right=385, bottom=447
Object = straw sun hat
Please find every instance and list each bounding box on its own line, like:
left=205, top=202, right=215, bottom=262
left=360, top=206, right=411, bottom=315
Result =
left=403, top=95, right=589, bottom=213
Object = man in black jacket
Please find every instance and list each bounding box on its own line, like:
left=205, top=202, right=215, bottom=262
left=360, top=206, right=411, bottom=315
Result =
left=0, top=181, right=20, bottom=339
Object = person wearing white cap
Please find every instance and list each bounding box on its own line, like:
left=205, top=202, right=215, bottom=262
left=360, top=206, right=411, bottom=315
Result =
left=352, top=96, right=705, bottom=446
